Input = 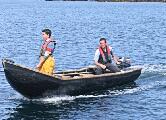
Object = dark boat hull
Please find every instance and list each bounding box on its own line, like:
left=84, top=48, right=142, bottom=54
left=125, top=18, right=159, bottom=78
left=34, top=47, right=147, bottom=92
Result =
left=2, top=59, right=142, bottom=99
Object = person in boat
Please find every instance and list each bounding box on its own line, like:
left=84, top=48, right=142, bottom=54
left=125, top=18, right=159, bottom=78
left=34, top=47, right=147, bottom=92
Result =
left=94, top=38, right=121, bottom=75
left=36, top=29, right=56, bottom=75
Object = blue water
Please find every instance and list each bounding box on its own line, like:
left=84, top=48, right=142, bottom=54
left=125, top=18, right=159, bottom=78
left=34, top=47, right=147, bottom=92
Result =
left=1, top=0, right=166, bottom=119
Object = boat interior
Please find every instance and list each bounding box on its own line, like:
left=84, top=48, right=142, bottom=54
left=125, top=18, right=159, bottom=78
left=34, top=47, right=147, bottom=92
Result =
left=54, top=66, right=97, bottom=79
left=2, top=58, right=133, bottom=80
left=54, top=66, right=132, bottom=80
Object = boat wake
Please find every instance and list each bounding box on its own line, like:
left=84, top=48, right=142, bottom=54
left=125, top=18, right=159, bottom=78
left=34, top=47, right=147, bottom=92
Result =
left=8, top=77, right=166, bottom=104
left=7, top=64, right=166, bottom=104
left=108, top=79, right=166, bottom=96
left=31, top=94, right=109, bottom=104
left=26, top=80, right=165, bottom=104
left=141, top=64, right=166, bottom=75
left=130, top=64, right=166, bottom=80
left=33, top=67, right=166, bottom=104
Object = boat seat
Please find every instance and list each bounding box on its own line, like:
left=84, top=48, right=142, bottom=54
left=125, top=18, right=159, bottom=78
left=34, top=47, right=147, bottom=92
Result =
left=55, top=72, right=95, bottom=80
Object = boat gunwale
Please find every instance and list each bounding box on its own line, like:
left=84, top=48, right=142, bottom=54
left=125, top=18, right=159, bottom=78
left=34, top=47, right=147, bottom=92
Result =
left=55, top=68, right=142, bottom=80
left=2, top=59, right=142, bottom=81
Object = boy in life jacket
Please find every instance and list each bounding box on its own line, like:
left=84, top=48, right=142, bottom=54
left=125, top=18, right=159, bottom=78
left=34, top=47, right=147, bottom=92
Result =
left=36, top=29, right=56, bottom=75
left=94, top=38, right=120, bottom=75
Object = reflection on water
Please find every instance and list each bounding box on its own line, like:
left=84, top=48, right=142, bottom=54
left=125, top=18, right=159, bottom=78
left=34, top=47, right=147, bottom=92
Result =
left=1, top=1, right=166, bottom=119
left=7, top=82, right=137, bottom=120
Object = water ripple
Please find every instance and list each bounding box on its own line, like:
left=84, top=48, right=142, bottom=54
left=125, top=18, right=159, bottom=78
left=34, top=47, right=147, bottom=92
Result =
left=1, top=1, right=166, bottom=120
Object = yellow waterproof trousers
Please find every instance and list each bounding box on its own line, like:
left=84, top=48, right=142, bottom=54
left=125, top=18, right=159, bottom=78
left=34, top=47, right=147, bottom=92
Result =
left=39, top=56, right=55, bottom=75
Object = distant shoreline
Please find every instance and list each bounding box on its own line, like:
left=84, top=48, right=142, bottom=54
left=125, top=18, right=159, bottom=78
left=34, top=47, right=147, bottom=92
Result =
left=96, top=0, right=166, bottom=2
left=45, top=0, right=166, bottom=2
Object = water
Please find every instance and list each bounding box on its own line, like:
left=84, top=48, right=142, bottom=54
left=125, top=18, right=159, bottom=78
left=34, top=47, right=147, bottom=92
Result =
left=0, top=1, right=166, bottom=119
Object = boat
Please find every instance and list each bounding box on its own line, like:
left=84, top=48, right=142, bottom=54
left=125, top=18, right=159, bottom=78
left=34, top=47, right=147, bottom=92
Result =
left=2, top=58, right=142, bottom=99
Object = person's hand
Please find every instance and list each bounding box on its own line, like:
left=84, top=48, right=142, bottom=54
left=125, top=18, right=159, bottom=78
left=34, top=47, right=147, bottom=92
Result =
left=35, top=67, right=39, bottom=71
left=36, top=64, right=40, bottom=68
left=35, top=64, right=41, bottom=70
left=116, top=61, right=120, bottom=65
left=100, top=64, right=106, bottom=69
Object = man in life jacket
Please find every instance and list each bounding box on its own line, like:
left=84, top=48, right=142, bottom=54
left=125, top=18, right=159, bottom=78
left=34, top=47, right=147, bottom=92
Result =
left=94, top=38, right=120, bottom=75
left=36, top=29, right=56, bottom=75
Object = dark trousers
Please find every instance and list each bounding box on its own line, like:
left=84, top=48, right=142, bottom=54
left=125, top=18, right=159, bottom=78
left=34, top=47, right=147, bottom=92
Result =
left=95, top=63, right=120, bottom=75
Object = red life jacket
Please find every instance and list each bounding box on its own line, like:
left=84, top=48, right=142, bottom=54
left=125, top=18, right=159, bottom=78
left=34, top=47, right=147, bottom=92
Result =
left=42, top=39, right=53, bottom=52
left=40, top=39, right=56, bottom=56
left=99, top=45, right=112, bottom=64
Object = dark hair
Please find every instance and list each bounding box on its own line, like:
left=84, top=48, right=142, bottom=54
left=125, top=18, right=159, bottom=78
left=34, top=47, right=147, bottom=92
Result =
left=42, top=29, right=52, bottom=38
left=99, top=38, right=107, bottom=43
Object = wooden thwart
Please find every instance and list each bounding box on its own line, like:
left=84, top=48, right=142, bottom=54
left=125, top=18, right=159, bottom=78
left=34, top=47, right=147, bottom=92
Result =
left=55, top=72, right=95, bottom=80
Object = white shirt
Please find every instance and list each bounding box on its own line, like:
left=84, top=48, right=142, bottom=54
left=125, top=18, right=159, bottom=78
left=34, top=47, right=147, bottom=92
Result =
left=94, top=46, right=112, bottom=62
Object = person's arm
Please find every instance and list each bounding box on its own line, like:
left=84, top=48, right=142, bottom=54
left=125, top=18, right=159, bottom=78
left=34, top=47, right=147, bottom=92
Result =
left=36, top=51, right=51, bottom=69
left=36, top=56, right=45, bottom=69
left=113, top=55, right=120, bottom=64
left=94, top=49, right=106, bottom=69
left=95, top=61, right=106, bottom=69
left=110, top=49, right=120, bottom=65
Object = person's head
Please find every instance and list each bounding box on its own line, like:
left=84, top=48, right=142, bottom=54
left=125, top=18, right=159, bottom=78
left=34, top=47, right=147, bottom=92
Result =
left=42, top=29, right=52, bottom=40
left=99, top=38, right=107, bottom=49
